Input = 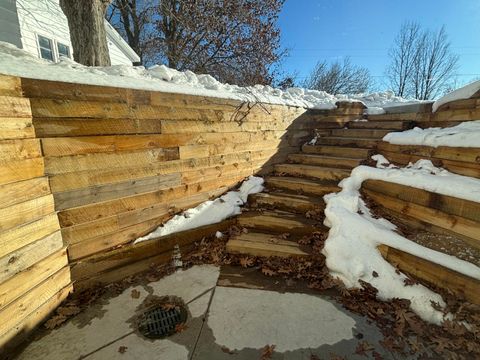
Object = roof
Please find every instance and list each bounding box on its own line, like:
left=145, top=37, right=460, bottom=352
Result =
left=104, top=20, right=141, bottom=63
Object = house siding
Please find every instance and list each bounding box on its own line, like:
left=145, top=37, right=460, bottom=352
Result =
left=0, top=0, right=22, bottom=48
left=14, top=0, right=134, bottom=65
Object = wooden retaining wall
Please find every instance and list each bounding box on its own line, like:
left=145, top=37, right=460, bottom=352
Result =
left=364, top=94, right=480, bottom=303
left=0, top=75, right=72, bottom=350
left=0, top=75, right=365, bottom=295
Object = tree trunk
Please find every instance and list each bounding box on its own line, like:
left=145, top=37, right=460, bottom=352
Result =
left=60, top=0, right=112, bottom=66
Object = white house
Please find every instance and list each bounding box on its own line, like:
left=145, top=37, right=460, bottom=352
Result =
left=0, top=0, right=140, bottom=65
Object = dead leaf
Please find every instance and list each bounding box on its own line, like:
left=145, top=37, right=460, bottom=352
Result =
left=161, top=303, right=177, bottom=311
left=240, top=257, right=255, bottom=268
left=118, top=346, right=128, bottom=354
left=175, top=323, right=188, bottom=333
left=131, top=289, right=141, bottom=299
left=260, top=344, right=275, bottom=359
left=56, top=306, right=81, bottom=317
left=355, top=340, right=374, bottom=356
left=44, top=315, right=67, bottom=329
left=221, top=346, right=235, bottom=354
left=261, top=267, right=276, bottom=276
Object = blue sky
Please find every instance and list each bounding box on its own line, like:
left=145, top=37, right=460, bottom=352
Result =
left=278, top=0, right=480, bottom=90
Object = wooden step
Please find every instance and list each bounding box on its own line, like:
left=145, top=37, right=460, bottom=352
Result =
left=302, top=144, right=371, bottom=158
left=265, top=176, right=340, bottom=196
left=348, top=120, right=411, bottom=130
left=226, top=232, right=310, bottom=258
left=288, top=153, right=362, bottom=169
left=249, top=192, right=324, bottom=213
left=275, top=163, right=351, bottom=181
left=378, top=245, right=480, bottom=305
left=237, top=211, right=324, bottom=235
left=364, top=189, right=480, bottom=248
left=314, top=136, right=378, bottom=148
left=330, top=128, right=391, bottom=139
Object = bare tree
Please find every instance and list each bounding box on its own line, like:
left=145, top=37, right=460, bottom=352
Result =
left=107, top=0, right=157, bottom=64
left=303, top=58, right=371, bottom=94
left=60, top=0, right=112, bottom=66
left=108, top=0, right=285, bottom=86
left=387, top=22, right=458, bottom=100
left=386, top=21, right=421, bottom=97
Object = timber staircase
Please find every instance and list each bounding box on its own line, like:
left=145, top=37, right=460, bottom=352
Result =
left=226, top=118, right=414, bottom=258
left=226, top=113, right=480, bottom=304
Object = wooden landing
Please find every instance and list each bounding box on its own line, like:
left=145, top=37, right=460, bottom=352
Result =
left=226, top=232, right=310, bottom=258
left=249, top=191, right=324, bottom=213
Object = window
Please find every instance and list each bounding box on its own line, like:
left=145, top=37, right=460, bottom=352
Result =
left=37, top=35, right=54, bottom=61
left=57, top=42, right=71, bottom=58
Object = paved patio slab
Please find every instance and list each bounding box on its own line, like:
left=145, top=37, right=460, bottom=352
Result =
left=16, top=265, right=397, bottom=360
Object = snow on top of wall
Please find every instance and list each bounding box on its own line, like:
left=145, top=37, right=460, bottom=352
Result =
left=322, top=156, right=480, bottom=324
left=134, top=176, right=264, bottom=243
left=433, top=80, right=480, bottom=112
left=383, top=120, right=480, bottom=148
left=0, top=41, right=419, bottom=110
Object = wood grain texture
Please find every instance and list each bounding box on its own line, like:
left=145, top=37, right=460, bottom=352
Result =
left=378, top=245, right=480, bottom=305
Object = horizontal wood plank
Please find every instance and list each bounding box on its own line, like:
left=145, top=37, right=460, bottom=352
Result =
left=0, top=249, right=68, bottom=310
left=0, top=231, right=63, bottom=283
left=0, top=176, right=50, bottom=209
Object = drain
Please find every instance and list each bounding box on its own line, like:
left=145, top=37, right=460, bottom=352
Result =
left=137, top=301, right=187, bottom=339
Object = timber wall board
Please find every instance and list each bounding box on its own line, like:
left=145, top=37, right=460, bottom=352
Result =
left=0, top=75, right=72, bottom=351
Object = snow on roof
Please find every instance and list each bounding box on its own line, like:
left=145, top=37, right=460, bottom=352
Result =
left=433, top=80, right=480, bottom=112
left=0, top=41, right=419, bottom=111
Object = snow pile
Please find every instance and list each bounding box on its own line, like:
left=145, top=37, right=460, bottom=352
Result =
left=322, top=157, right=480, bottom=324
left=0, top=41, right=419, bottom=111
left=383, top=120, right=480, bottom=148
left=433, top=79, right=480, bottom=112
left=134, top=176, right=264, bottom=243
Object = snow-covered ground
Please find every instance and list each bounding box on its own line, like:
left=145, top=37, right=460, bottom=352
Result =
left=0, top=41, right=420, bottom=111
left=383, top=120, right=480, bottom=148
left=135, top=176, right=264, bottom=243
left=322, top=156, right=480, bottom=324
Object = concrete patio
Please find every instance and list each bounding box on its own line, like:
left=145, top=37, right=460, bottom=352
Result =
left=16, top=265, right=396, bottom=360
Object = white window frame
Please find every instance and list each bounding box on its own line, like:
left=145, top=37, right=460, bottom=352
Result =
left=56, top=41, right=71, bottom=59
left=35, top=33, right=72, bottom=62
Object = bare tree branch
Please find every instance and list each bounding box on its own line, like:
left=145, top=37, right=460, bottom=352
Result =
left=303, top=57, right=371, bottom=95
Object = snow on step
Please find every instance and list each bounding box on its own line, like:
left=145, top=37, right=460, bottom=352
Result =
left=237, top=211, right=323, bottom=235
left=348, top=120, right=411, bottom=130
left=265, top=176, right=340, bottom=196
left=275, top=163, right=351, bottom=181
left=314, top=136, right=378, bottom=149
left=330, top=128, right=392, bottom=139
left=288, top=153, right=362, bottom=169
left=226, top=232, right=310, bottom=258
left=249, top=191, right=324, bottom=213
left=302, top=144, right=371, bottom=158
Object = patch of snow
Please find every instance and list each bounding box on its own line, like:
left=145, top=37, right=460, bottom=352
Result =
left=322, top=157, right=480, bottom=324
left=365, top=107, right=385, bottom=115
left=433, top=80, right=480, bottom=112
left=215, top=231, right=223, bottom=238
left=134, top=176, right=264, bottom=243
left=0, top=41, right=418, bottom=111
left=383, top=120, right=480, bottom=148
